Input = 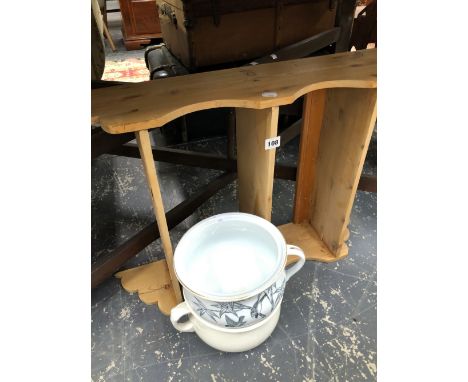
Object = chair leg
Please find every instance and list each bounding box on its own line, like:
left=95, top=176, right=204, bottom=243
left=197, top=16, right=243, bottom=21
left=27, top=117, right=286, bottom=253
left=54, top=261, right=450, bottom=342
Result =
left=103, top=22, right=116, bottom=52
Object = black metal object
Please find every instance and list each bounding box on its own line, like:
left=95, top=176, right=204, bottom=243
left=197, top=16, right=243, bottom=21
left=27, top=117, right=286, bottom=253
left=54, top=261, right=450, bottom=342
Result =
left=144, top=44, right=189, bottom=79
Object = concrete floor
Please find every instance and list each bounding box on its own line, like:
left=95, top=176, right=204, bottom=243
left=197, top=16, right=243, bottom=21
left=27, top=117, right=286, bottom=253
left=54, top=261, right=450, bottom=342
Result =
left=91, top=132, right=377, bottom=382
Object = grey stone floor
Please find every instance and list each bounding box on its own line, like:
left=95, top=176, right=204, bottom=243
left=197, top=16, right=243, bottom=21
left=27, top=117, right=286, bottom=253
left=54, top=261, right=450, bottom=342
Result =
left=92, top=132, right=377, bottom=382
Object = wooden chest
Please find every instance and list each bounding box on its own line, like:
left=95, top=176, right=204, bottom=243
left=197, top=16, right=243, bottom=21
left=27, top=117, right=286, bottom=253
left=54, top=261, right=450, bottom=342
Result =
left=156, top=0, right=337, bottom=69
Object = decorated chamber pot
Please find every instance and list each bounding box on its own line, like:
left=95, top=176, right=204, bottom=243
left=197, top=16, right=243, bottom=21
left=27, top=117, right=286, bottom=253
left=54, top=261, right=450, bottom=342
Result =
left=171, top=292, right=283, bottom=353
left=173, top=212, right=305, bottom=329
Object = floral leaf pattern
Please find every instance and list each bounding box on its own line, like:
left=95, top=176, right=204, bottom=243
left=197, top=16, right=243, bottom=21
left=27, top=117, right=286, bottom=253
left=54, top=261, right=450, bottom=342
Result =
left=187, top=276, right=287, bottom=327
left=273, top=278, right=286, bottom=306
left=251, top=291, right=268, bottom=319
left=210, top=302, right=252, bottom=318
left=192, top=297, right=218, bottom=322
left=225, top=315, right=246, bottom=328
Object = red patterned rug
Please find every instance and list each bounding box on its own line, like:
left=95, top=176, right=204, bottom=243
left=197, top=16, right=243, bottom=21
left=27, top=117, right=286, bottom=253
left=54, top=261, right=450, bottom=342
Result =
left=102, top=57, right=149, bottom=82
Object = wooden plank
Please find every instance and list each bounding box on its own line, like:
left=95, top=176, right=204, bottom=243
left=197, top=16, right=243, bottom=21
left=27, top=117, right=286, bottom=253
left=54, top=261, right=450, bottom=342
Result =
left=358, top=174, right=377, bottom=193
left=279, top=118, right=302, bottom=146
left=293, top=90, right=326, bottom=223
left=310, top=87, right=377, bottom=255
left=279, top=222, right=348, bottom=264
left=115, top=260, right=177, bottom=316
left=135, top=129, right=183, bottom=303
left=92, top=172, right=237, bottom=288
left=236, top=107, right=279, bottom=221
left=92, top=49, right=377, bottom=133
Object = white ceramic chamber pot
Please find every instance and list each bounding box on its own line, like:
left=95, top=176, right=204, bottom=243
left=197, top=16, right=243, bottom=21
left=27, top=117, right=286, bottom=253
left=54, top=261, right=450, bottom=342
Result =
left=172, top=212, right=306, bottom=329
left=171, top=292, right=282, bottom=353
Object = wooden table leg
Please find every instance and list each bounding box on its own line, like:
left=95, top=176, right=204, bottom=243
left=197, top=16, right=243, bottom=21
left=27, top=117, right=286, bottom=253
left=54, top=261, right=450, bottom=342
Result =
left=293, top=90, right=326, bottom=224
left=236, top=107, right=279, bottom=221
left=135, top=129, right=182, bottom=303
left=310, top=88, right=377, bottom=255
left=103, top=22, right=116, bottom=52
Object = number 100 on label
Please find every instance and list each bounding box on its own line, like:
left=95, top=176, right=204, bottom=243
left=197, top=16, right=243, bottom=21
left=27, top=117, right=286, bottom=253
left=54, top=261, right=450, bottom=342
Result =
left=265, top=136, right=281, bottom=150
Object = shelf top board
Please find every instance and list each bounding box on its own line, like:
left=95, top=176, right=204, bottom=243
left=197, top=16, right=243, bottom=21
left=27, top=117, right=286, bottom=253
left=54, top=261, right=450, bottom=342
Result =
left=92, top=49, right=376, bottom=134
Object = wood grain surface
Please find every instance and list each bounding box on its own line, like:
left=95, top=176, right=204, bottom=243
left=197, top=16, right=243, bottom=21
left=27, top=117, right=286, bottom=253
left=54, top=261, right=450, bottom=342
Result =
left=292, top=89, right=326, bottom=224
left=310, top=87, right=377, bottom=256
left=115, top=260, right=177, bottom=316
left=92, top=49, right=376, bottom=134
left=280, top=222, right=348, bottom=264
left=135, top=130, right=183, bottom=302
left=236, top=107, right=279, bottom=221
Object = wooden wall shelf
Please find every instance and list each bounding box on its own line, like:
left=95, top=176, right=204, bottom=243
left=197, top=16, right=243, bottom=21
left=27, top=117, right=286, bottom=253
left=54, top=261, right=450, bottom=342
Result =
left=92, top=49, right=377, bottom=315
left=92, top=50, right=376, bottom=134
